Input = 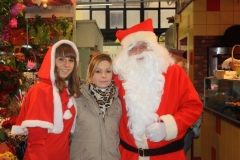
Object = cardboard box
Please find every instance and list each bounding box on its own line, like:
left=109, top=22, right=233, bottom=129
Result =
left=213, top=70, right=236, bottom=79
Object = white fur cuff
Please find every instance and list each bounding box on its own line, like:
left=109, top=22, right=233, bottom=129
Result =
left=11, top=125, right=28, bottom=135
left=159, top=114, right=177, bottom=140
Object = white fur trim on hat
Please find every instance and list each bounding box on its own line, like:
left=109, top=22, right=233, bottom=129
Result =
left=159, top=114, right=178, bottom=140
left=121, top=31, right=157, bottom=49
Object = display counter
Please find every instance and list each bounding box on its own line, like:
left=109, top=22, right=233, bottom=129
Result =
left=204, top=77, right=240, bottom=126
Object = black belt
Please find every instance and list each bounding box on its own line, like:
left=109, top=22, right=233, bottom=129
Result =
left=120, top=138, right=184, bottom=157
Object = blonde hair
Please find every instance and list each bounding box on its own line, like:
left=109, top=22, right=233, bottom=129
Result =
left=86, top=52, right=112, bottom=84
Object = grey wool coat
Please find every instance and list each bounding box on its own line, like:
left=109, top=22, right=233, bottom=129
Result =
left=70, top=83, right=122, bottom=160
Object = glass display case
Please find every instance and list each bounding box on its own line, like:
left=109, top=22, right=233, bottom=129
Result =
left=204, top=77, right=240, bottom=125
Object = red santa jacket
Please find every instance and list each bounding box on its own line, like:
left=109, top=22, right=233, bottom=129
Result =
left=114, top=64, right=203, bottom=160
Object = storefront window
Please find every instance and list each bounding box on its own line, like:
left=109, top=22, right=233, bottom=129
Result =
left=160, top=9, right=175, bottom=28
left=144, top=10, right=158, bottom=28
left=92, top=11, right=106, bottom=29
left=127, top=10, right=140, bottom=28
left=110, top=10, right=123, bottom=29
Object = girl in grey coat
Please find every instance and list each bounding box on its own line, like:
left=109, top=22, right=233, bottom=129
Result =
left=70, top=52, right=122, bottom=160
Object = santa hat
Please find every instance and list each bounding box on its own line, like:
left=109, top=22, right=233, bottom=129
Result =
left=116, top=18, right=157, bottom=49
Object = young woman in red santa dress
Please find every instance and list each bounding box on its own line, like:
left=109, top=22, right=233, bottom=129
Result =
left=11, top=40, right=81, bottom=160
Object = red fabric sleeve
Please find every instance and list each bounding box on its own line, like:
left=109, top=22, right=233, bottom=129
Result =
left=25, top=127, right=48, bottom=160
left=24, top=85, right=54, bottom=123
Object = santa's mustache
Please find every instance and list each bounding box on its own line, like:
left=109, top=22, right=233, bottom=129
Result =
left=130, top=51, right=151, bottom=61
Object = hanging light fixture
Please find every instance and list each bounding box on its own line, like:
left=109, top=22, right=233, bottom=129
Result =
left=31, top=0, right=48, bottom=8
left=42, top=0, right=48, bottom=8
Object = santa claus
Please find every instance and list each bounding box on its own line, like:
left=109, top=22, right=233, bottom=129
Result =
left=113, top=19, right=203, bottom=160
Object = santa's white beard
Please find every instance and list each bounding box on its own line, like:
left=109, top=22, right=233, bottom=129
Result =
left=113, top=42, right=173, bottom=141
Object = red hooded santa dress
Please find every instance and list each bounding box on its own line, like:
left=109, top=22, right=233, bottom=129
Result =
left=11, top=40, right=79, bottom=160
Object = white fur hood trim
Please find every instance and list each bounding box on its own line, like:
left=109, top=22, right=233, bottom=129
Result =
left=51, top=85, right=63, bottom=133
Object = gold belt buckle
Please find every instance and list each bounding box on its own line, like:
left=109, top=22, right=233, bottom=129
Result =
left=138, top=148, right=145, bottom=157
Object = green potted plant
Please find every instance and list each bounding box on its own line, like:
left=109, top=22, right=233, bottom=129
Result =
left=52, top=16, right=73, bottom=40
left=28, top=15, right=50, bottom=46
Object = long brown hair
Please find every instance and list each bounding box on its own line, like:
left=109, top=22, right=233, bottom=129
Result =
left=54, top=43, right=81, bottom=98
left=86, top=52, right=112, bottom=84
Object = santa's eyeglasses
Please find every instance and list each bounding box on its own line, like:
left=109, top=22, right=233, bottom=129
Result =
left=129, top=42, right=150, bottom=56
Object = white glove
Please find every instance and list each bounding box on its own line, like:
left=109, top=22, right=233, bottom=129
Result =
left=145, top=122, right=166, bottom=142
